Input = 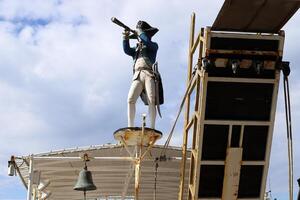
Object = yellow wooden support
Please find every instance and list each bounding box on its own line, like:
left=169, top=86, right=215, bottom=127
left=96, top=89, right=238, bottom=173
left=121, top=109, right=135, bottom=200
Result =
left=178, top=12, right=196, bottom=200
left=178, top=13, right=205, bottom=200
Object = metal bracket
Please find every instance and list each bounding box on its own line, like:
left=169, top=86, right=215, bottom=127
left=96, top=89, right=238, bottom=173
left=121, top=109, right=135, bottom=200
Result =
left=276, top=61, right=290, bottom=77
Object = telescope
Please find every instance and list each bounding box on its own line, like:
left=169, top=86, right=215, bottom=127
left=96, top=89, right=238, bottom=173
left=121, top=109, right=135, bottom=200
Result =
left=111, top=17, right=136, bottom=34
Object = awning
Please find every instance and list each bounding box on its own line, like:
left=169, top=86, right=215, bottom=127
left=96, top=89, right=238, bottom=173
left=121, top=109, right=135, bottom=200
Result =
left=13, top=144, right=190, bottom=200
left=212, top=0, right=300, bottom=33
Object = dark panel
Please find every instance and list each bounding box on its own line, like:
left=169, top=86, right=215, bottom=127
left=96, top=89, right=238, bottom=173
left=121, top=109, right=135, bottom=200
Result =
left=210, top=37, right=279, bottom=51
left=231, top=125, right=241, bottom=147
left=202, top=125, right=229, bottom=160
left=238, top=165, right=264, bottom=198
left=211, top=0, right=300, bottom=33
left=242, top=126, right=269, bottom=160
left=198, top=165, right=225, bottom=198
left=206, top=66, right=276, bottom=79
left=205, top=82, right=274, bottom=120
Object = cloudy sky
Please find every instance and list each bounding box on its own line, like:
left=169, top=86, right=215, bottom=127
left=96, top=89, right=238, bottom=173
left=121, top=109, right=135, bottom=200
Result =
left=0, top=0, right=299, bottom=199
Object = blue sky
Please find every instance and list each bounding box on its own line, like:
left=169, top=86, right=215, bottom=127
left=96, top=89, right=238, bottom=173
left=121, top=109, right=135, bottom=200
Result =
left=0, top=0, right=300, bottom=199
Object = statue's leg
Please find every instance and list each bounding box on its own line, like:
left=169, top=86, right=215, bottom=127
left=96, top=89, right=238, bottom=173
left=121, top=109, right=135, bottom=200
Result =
left=144, top=75, right=156, bottom=129
left=127, top=80, right=143, bottom=127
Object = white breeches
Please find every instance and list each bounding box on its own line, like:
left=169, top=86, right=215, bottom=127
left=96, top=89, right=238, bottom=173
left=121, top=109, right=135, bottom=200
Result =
left=127, top=70, right=156, bottom=128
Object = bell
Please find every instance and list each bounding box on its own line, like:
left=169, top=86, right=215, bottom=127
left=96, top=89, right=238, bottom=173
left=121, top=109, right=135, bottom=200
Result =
left=74, top=166, right=97, bottom=191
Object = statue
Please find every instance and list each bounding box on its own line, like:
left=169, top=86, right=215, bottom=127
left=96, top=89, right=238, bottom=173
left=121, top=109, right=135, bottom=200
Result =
left=111, top=20, right=164, bottom=199
left=112, top=18, right=163, bottom=129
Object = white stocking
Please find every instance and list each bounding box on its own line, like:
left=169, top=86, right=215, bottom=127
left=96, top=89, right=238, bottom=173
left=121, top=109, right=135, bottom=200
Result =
left=148, top=104, right=156, bottom=129
left=127, top=79, right=143, bottom=127
left=128, top=103, right=135, bottom=127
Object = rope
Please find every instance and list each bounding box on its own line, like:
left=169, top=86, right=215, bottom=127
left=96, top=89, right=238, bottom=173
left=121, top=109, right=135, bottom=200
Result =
left=283, top=74, right=294, bottom=200
left=61, top=153, right=78, bottom=176
left=160, top=65, right=198, bottom=157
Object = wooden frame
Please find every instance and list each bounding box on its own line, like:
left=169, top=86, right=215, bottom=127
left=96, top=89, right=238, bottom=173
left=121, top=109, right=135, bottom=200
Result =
left=178, top=13, right=282, bottom=200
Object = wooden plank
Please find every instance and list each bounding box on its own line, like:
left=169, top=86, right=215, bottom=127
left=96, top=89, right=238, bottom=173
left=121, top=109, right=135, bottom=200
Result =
left=222, top=148, right=243, bottom=200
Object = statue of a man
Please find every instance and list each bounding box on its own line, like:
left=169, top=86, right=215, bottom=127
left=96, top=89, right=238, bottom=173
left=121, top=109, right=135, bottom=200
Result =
left=122, top=20, right=162, bottom=129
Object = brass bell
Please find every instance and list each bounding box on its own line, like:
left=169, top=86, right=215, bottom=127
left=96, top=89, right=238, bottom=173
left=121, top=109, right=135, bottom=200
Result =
left=74, top=166, right=97, bottom=191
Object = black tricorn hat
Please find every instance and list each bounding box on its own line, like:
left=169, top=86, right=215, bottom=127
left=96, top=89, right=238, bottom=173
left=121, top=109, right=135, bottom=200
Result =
left=136, top=20, right=159, bottom=37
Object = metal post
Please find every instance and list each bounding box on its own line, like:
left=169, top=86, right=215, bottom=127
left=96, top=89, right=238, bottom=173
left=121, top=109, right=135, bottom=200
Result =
left=135, top=159, right=141, bottom=200
left=26, top=156, right=34, bottom=200
left=135, top=115, right=146, bottom=200
left=140, top=114, right=146, bottom=158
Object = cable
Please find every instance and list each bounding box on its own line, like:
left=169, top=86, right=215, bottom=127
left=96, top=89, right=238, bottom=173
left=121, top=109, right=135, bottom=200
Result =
left=159, top=66, right=198, bottom=157
left=269, top=176, right=273, bottom=199
left=282, top=62, right=294, bottom=200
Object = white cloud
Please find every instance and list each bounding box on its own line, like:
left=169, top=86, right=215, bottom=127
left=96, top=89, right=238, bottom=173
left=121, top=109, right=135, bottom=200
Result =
left=0, top=0, right=59, bottom=20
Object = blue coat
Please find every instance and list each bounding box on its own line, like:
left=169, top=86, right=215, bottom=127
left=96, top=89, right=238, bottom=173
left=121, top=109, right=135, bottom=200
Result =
left=123, top=32, right=163, bottom=106
left=123, top=32, right=158, bottom=65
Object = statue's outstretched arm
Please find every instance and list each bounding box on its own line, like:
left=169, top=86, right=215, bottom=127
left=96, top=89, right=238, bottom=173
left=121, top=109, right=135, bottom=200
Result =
left=123, top=39, right=135, bottom=57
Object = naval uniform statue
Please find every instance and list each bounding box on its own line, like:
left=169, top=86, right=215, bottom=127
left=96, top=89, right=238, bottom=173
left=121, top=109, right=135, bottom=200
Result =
left=122, top=20, right=163, bottom=129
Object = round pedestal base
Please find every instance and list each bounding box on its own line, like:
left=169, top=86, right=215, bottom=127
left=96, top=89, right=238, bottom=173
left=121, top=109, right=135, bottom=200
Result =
left=114, top=127, right=162, bottom=146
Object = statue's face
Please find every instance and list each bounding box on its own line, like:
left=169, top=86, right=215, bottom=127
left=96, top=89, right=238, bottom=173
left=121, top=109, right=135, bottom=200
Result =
left=136, top=21, right=143, bottom=29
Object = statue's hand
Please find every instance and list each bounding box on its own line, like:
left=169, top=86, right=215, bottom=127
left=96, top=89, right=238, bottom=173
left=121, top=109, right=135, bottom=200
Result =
left=122, top=30, right=130, bottom=40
